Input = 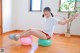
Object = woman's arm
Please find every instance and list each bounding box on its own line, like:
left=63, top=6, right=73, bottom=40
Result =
left=58, top=13, right=80, bottom=25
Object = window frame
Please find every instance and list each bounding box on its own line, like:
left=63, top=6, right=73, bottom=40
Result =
left=29, top=0, right=42, bottom=12
left=59, top=0, right=77, bottom=13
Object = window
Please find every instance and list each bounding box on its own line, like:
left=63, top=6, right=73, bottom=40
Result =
left=30, top=0, right=42, bottom=11
left=59, top=0, right=76, bottom=12
left=67, top=0, right=80, bottom=2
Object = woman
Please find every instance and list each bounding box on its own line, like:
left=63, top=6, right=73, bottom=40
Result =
left=9, top=7, right=79, bottom=41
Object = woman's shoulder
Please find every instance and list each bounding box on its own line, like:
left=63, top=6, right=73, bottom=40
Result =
left=52, top=17, right=60, bottom=21
left=51, top=17, right=57, bottom=20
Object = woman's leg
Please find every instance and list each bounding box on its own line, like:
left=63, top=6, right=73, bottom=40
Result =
left=19, top=29, right=47, bottom=40
left=8, top=29, right=48, bottom=41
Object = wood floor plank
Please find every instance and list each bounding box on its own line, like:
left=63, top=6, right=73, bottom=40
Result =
left=0, top=31, right=80, bottom=53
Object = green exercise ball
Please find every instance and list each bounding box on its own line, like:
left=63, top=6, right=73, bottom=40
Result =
left=38, top=39, right=52, bottom=46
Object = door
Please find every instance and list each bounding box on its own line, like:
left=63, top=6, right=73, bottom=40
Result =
left=0, top=0, right=2, bottom=48
left=0, top=0, right=2, bottom=35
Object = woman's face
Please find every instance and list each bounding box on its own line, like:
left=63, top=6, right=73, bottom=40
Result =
left=43, top=11, right=50, bottom=18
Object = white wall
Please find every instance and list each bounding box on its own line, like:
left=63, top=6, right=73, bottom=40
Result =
left=2, top=0, right=13, bottom=33
left=70, top=2, right=80, bottom=35
left=12, top=0, right=80, bottom=35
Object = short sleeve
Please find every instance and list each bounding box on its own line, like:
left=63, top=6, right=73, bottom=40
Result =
left=53, top=17, right=60, bottom=25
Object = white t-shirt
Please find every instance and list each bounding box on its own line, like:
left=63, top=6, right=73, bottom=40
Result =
left=42, top=17, right=59, bottom=36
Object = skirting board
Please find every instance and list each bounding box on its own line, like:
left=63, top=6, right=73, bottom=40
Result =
left=2, top=30, right=80, bottom=37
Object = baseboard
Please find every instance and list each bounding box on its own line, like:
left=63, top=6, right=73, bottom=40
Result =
left=53, top=33, right=80, bottom=37
left=16, top=30, right=24, bottom=32
left=2, top=30, right=80, bottom=37
left=53, top=33, right=65, bottom=36
left=71, top=34, right=80, bottom=37
left=3, top=30, right=24, bottom=34
left=2, top=30, right=24, bottom=35
left=2, top=30, right=17, bottom=35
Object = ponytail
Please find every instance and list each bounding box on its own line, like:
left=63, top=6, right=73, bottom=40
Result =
left=51, top=13, right=54, bottom=17
left=42, top=14, right=44, bottom=17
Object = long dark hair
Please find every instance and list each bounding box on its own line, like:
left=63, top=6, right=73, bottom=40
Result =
left=42, top=7, right=54, bottom=17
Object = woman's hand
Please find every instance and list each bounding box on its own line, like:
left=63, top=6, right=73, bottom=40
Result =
left=70, top=13, right=80, bottom=21
left=58, top=13, right=80, bottom=25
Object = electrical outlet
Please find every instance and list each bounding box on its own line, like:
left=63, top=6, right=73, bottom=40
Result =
left=0, top=48, right=5, bottom=53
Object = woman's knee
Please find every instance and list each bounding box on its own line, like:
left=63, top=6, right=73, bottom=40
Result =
left=28, top=29, right=35, bottom=33
left=27, top=28, right=32, bottom=31
left=26, top=29, right=33, bottom=32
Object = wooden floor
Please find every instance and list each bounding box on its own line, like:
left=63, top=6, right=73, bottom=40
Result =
left=0, top=31, right=80, bottom=53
